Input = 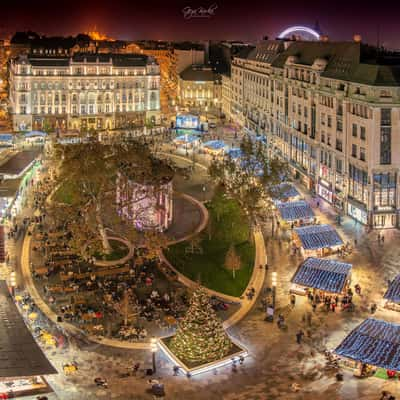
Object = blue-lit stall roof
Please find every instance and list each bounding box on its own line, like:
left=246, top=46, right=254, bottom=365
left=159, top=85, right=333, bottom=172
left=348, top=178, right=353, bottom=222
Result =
left=291, top=257, right=351, bottom=293
left=226, top=148, right=242, bottom=159
left=335, top=318, right=400, bottom=371
left=0, top=134, right=14, bottom=143
left=384, top=275, right=400, bottom=304
left=174, top=135, right=199, bottom=144
left=277, top=200, right=315, bottom=222
left=294, top=224, right=343, bottom=250
left=272, top=183, right=300, bottom=200
left=203, top=140, right=226, bottom=150
left=24, top=131, right=47, bottom=138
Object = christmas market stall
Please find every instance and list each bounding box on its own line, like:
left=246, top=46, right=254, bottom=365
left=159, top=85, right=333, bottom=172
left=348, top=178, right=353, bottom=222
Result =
left=290, top=257, right=352, bottom=296
left=159, top=287, right=247, bottom=376
left=272, top=182, right=301, bottom=203
left=277, top=200, right=315, bottom=226
left=0, top=281, right=57, bottom=399
left=226, top=148, right=242, bottom=160
left=173, top=134, right=200, bottom=149
left=383, top=275, right=400, bottom=311
left=202, top=140, right=227, bottom=156
left=335, top=318, right=400, bottom=379
left=293, top=224, right=343, bottom=257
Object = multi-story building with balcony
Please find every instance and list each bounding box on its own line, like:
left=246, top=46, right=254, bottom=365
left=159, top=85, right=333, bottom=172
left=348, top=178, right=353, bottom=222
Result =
left=178, top=65, right=221, bottom=115
left=9, top=53, right=161, bottom=132
left=227, top=38, right=400, bottom=229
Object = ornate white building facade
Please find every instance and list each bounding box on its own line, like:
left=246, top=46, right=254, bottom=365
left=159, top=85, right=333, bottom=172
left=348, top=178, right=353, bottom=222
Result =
left=228, top=39, right=400, bottom=229
left=9, top=53, right=161, bottom=132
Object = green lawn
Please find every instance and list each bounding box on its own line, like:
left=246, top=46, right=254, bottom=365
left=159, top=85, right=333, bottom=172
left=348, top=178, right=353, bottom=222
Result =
left=93, top=239, right=129, bottom=261
left=166, top=189, right=255, bottom=297
left=53, top=181, right=78, bottom=205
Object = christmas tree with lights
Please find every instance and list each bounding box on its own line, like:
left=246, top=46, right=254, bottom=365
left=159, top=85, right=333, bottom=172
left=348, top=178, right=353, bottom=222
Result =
left=169, top=286, right=232, bottom=365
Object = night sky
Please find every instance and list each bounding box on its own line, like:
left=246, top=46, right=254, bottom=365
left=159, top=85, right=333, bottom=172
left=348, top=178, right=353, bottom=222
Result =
left=3, top=0, right=400, bottom=48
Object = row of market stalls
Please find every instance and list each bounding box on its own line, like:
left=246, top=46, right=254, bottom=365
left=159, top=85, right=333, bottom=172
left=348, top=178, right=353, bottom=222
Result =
left=0, top=131, right=47, bottom=148
left=172, top=133, right=228, bottom=156
left=272, top=184, right=400, bottom=380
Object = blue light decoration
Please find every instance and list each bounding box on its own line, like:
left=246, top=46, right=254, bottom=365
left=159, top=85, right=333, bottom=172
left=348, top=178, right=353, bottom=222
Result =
left=277, top=200, right=315, bottom=222
left=335, top=318, right=400, bottom=371
left=384, top=275, right=400, bottom=304
left=176, top=114, right=200, bottom=130
left=294, top=224, right=343, bottom=250
left=291, top=257, right=352, bottom=293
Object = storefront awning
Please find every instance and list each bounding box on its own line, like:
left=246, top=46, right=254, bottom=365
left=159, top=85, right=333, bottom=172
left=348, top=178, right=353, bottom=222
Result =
left=384, top=275, right=400, bottom=304
left=0, top=281, right=57, bottom=377
left=335, top=318, right=400, bottom=371
left=277, top=200, right=315, bottom=222
left=291, top=257, right=351, bottom=293
left=294, top=224, right=343, bottom=250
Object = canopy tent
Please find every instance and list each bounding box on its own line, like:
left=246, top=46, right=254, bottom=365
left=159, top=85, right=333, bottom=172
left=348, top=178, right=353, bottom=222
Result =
left=173, top=135, right=200, bottom=145
left=383, top=275, right=400, bottom=310
left=294, top=224, right=343, bottom=251
left=272, top=183, right=300, bottom=201
left=23, top=131, right=47, bottom=138
left=202, top=140, right=226, bottom=154
left=335, top=318, right=400, bottom=371
left=226, top=148, right=242, bottom=160
left=0, top=281, right=56, bottom=377
left=0, top=134, right=14, bottom=143
left=203, top=140, right=226, bottom=150
left=291, top=257, right=352, bottom=294
left=277, top=200, right=315, bottom=222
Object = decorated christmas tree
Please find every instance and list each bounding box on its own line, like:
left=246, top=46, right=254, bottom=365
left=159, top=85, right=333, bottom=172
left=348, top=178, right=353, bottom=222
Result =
left=169, top=286, right=232, bottom=365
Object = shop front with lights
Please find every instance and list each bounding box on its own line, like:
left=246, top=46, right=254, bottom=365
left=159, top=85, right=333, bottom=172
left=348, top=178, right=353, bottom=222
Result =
left=347, top=200, right=368, bottom=225
left=317, top=178, right=333, bottom=203
left=372, top=172, right=397, bottom=228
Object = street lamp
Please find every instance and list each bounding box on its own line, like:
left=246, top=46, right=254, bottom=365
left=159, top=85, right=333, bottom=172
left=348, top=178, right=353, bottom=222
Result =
left=9, top=271, right=16, bottom=296
left=271, top=271, right=277, bottom=312
left=151, top=337, right=157, bottom=373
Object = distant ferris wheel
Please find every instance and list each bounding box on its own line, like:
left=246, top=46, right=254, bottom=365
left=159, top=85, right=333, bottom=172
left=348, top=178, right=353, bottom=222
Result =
left=278, top=26, right=321, bottom=41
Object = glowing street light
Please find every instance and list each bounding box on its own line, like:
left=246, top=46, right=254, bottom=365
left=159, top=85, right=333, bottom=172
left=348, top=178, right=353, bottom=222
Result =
left=271, top=271, right=277, bottom=314
left=9, top=271, right=16, bottom=296
left=151, top=337, right=158, bottom=373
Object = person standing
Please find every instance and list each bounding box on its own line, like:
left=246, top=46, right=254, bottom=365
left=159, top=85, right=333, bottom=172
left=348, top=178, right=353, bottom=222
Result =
left=296, top=330, right=304, bottom=344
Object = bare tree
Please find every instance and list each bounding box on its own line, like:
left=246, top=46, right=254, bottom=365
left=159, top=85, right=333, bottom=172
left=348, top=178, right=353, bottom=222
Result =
left=224, top=244, right=241, bottom=279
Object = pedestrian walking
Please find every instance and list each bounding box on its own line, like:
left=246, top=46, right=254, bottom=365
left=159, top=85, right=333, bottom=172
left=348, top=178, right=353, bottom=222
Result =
left=296, top=330, right=304, bottom=344
left=355, top=284, right=361, bottom=295
left=290, top=294, right=296, bottom=308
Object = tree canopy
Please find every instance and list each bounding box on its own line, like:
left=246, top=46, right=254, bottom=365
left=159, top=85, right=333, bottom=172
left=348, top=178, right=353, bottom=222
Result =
left=50, top=138, right=173, bottom=258
left=209, top=135, right=288, bottom=226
